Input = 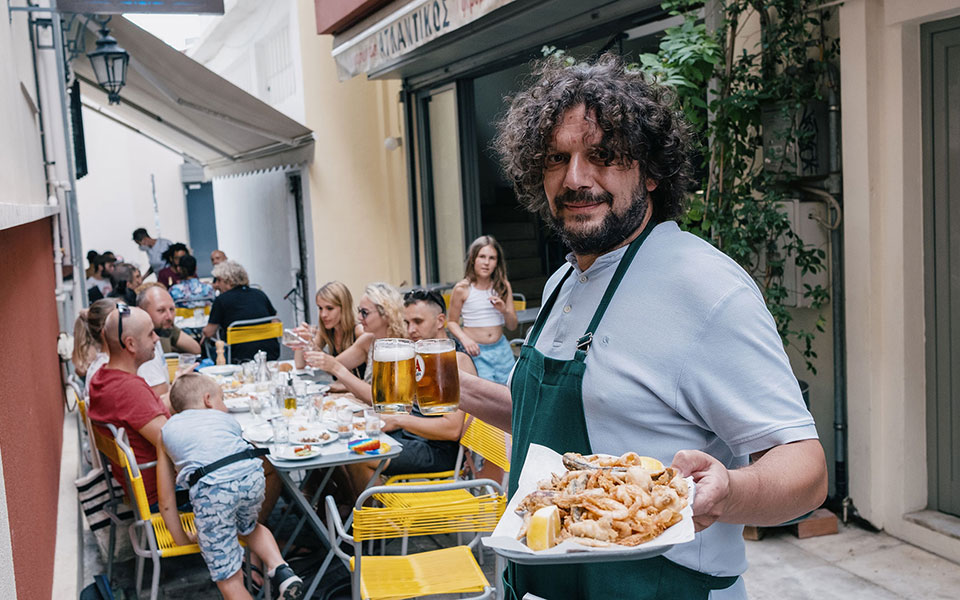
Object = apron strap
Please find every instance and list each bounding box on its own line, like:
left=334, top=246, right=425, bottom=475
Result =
left=577, top=223, right=655, bottom=354
left=525, top=267, right=575, bottom=346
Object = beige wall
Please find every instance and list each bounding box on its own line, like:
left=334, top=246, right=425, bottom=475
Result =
left=840, top=0, right=960, bottom=564
left=0, top=8, right=48, bottom=224
left=297, top=1, right=411, bottom=303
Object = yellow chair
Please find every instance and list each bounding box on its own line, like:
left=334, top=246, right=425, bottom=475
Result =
left=225, top=316, right=283, bottom=363
left=325, top=479, right=505, bottom=600
left=90, top=423, right=202, bottom=600
left=513, top=292, right=527, bottom=312
left=374, top=416, right=510, bottom=555
left=174, top=305, right=210, bottom=319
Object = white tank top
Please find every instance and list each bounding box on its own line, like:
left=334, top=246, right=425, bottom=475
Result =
left=461, top=284, right=505, bottom=327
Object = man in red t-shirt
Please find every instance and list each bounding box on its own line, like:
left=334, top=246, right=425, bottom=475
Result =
left=88, top=305, right=171, bottom=506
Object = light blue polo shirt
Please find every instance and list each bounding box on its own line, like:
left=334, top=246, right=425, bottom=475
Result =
left=526, top=221, right=819, bottom=598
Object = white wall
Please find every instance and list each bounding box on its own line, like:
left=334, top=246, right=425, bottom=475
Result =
left=212, top=169, right=299, bottom=330
left=74, top=107, right=188, bottom=273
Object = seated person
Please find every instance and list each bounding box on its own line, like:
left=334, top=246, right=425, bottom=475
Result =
left=138, top=285, right=202, bottom=356
left=211, top=249, right=228, bottom=266
left=107, top=262, right=141, bottom=305
left=303, top=282, right=406, bottom=402
left=344, top=288, right=478, bottom=492
left=86, top=253, right=116, bottom=302
left=157, top=243, right=189, bottom=289
left=87, top=305, right=171, bottom=508
left=81, top=298, right=172, bottom=401
left=169, top=254, right=215, bottom=308
left=293, top=281, right=365, bottom=378
left=203, top=260, right=279, bottom=362
left=157, top=374, right=303, bottom=600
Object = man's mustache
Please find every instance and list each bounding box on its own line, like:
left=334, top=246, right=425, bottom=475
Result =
left=555, top=189, right=613, bottom=208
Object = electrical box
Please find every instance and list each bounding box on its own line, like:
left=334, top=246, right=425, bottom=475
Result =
left=776, top=199, right=830, bottom=308
left=762, top=101, right=829, bottom=179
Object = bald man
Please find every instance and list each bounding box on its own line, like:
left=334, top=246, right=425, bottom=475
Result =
left=138, top=286, right=202, bottom=356
left=210, top=249, right=227, bottom=266
left=87, top=306, right=172, bottom=507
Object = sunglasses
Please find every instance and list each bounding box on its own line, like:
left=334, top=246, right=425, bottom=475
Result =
left=403, top=289, right=446, bottom=313
left=116, top=302, right=131, bottom=349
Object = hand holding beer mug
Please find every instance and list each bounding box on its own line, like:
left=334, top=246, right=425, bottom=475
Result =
left=371, top=338, right=416, bottom=413
left=414, top=338, right=460, bottom=414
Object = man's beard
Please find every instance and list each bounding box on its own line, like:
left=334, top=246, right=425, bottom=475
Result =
left=154, top=327, right=172, bottom=337
left=547, top=185, right=648, bottom=255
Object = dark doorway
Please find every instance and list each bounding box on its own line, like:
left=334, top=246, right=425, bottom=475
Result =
left=922, top=15, right=960, bottom=518
left=184, top=181, right=218, bottom=278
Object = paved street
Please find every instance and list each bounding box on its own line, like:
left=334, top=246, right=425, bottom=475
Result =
left=84, top=511, right=960, bottom=599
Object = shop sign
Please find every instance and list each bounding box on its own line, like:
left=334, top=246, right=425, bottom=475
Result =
left=57, top=0, right=224, bottom=13
left=332, top=0, right=515, bottom=80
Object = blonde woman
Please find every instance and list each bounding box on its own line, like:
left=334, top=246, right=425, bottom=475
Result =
left=304, top=282, right=405, bottom=403
left=72, top=298, right=121, bottom=387
left=447, top=235, right=518, bottom=384
left=293, top=281, right=364, bottom=375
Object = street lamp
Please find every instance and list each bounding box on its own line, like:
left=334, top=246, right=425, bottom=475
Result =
left=86, top=25, right=128, bottom=105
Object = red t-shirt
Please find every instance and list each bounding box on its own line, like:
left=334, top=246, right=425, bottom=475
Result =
left=88, top=367, right=171, bottom=506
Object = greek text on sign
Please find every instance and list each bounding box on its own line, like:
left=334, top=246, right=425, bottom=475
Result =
left=332, top=0, right=516, bottom=80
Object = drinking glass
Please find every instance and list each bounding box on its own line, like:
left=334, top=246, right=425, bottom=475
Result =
left=249, top=394, right=263, bottom=421
left=414, top=338, right=460, bottom=414
left=178, top=353, right=198, bottom=370
left=337, top=406, right=354, bottom=440
left=371, top=338, right=416, bottom=414
left=270, top=417, right=289, bottom=446
left=364, top=409, right=381, bottom=439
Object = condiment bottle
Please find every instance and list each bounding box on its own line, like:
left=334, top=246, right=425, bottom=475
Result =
left=215, top=340, right=226, bottom=365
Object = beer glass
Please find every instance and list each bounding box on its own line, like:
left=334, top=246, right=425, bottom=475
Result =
left=414, top=338, right=460, bottom=414
left=371, top=338, right=416, bottom=413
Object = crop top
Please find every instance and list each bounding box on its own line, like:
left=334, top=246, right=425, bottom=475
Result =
left=461, top=284, right=505, bottom=327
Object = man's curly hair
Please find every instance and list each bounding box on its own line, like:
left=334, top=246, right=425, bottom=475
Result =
left=494, top=54, right=693, bottom=223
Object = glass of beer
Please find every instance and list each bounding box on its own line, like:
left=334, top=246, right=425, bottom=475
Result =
left=371, top=338, right=416, bottom=413
left=414, top=338, right=460, bottom=415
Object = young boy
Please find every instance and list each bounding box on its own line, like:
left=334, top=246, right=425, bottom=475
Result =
left=157, top=373, right=303, bottom=600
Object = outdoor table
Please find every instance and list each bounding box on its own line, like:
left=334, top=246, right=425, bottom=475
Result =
left=515, top=307, right=540, bottom=325
left=233, top=403, right=403, bottom=598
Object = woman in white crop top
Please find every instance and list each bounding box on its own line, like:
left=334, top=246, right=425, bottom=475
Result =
left=448, top=235, right=519, bottom=384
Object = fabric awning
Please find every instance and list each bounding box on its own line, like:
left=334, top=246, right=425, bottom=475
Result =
left=72, top=17, right=314, bottom=179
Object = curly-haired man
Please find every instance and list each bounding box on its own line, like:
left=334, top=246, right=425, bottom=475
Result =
left=459, top=56, right=827, bottom=599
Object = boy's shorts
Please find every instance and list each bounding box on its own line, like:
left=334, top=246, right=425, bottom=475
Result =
left=190, top=469, right=265, bottom=582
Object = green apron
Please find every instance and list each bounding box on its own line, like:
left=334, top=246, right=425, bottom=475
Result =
left=504, top=226, right=739, bottom=600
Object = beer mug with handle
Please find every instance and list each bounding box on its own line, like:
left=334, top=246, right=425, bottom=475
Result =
left=414, top=338, right=460, bottom=414
left=371, top=338, right=416, bottom=413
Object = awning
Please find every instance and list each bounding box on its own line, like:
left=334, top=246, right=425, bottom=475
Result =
left=72, top=17, right=314, bottom=179
left=332, top=0, right=661, bottom=86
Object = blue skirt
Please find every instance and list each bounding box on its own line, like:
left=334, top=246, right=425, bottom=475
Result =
left=473, top=335, right=516, bottom=385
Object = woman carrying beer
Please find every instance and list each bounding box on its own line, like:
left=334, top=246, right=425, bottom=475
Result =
left=303, top=282, right=405, bottom=402
left=447, top=235, right=519, bottom=384
left=293, top=281, right=365, bottom=376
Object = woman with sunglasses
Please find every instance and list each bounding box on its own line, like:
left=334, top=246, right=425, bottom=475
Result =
left=292, top=281, right=365, bottom=375
left=447, top=235, right=519, bottom=384
left=303, top=282, right=405, bottom=402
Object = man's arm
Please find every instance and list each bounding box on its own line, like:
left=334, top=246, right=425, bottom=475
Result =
left=172, top=329, right=201, bottom=354
left=137, top=414, right=168, bottom=449
left=382, top=410, right=465, bottom=441
left=671, top=438, right=827, bottom=531
left=457, top=371, right=512, bottom=432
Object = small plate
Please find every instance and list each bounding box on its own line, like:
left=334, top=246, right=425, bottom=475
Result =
left=273, top=445, right=321, bottom=460
left=243, top=423, right=273, bottom=443
left=223, top=397, right=251, bottom=413
left=200, top=365, right=241, bottom=377
left=293, top=430, right=336, bottom=445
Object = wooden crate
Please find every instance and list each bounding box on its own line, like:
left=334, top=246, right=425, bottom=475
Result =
left=743, top=508, right=838, bottom=540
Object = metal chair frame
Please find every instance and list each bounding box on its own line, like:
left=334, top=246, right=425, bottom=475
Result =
left=326, top=479, right=505, bottom=600
left=224, top=315, right=282, bottom=363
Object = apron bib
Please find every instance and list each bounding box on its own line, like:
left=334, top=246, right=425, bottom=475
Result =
left=505, top=225, right=737, bottom=600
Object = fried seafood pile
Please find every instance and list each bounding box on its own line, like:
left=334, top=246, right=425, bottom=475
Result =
left=517, top=452, right=689, bottom=548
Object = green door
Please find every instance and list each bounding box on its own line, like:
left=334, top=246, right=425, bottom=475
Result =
left=923, top=16, right=960, bottom=518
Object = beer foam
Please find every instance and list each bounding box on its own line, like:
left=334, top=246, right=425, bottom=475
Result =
left=374, top=345, right=415, bottom=362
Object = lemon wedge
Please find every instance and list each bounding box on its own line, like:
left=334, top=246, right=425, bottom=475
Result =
left=527, top=505, right=562, bottom=551
left=638, top=456, right=664, bottom=473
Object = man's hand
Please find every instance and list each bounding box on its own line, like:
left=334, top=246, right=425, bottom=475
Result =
left=670, top=450, right=732, bottom=532
left=380, top=414, right=404, bottom=433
